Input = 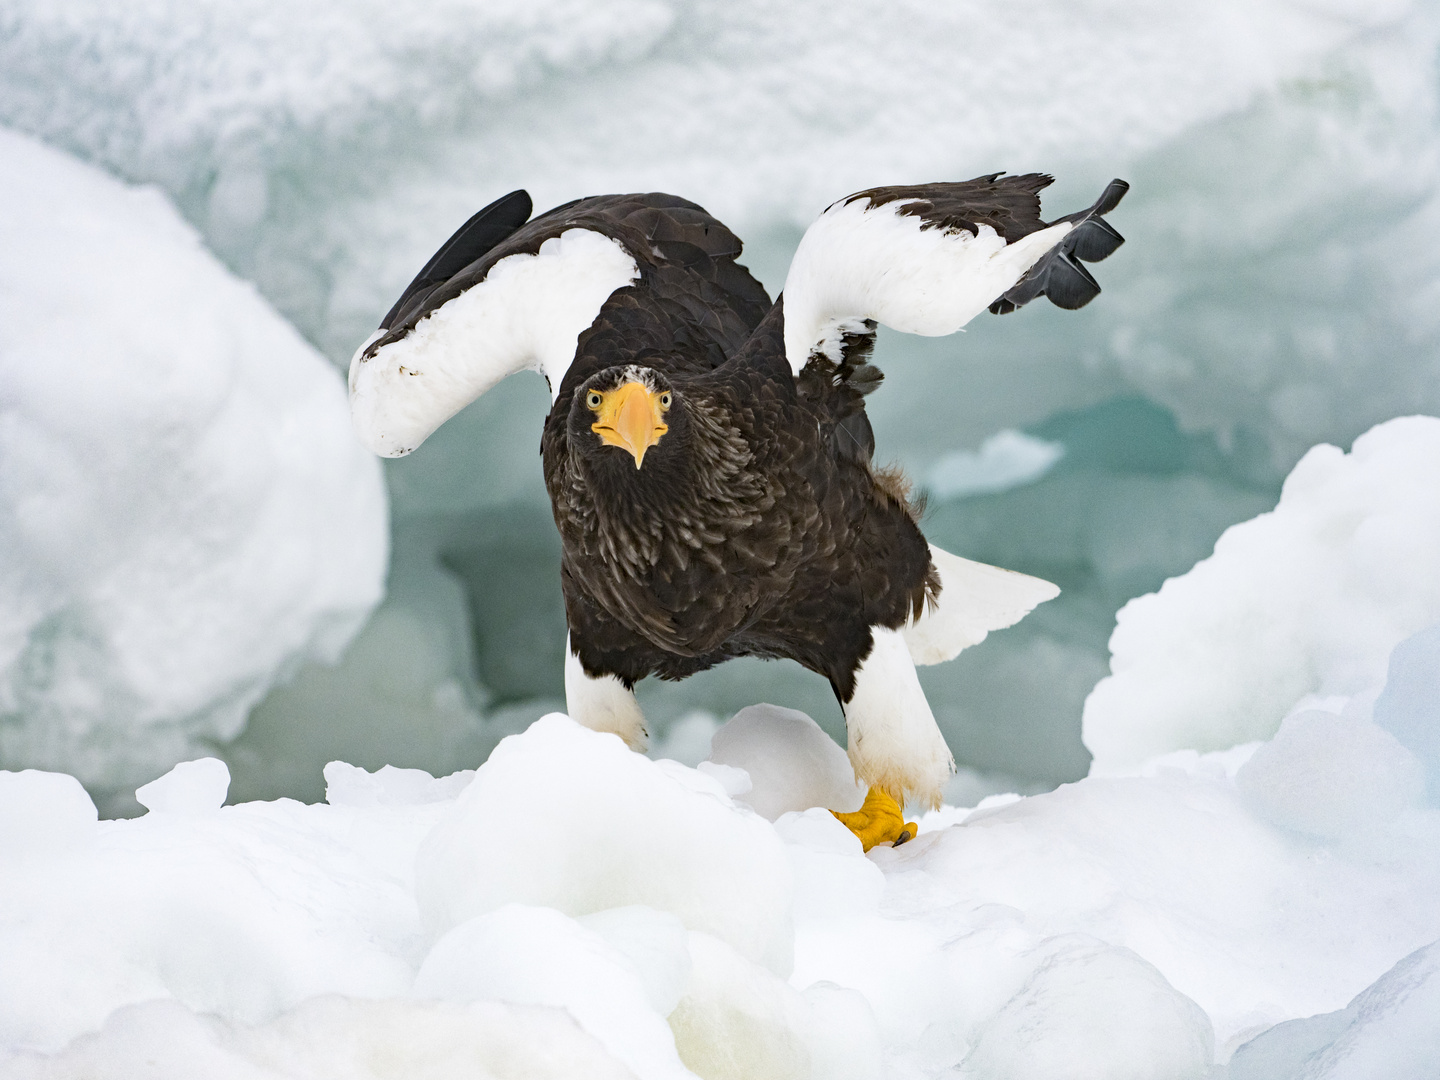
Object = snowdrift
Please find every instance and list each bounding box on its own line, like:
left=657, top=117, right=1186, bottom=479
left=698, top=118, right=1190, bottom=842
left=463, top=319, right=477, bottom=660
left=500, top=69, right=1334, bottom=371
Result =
left=0, top=127, right=388, bottom=809
left=3, top=415, right=1440, bottom=1078
left=7, top=1, right=1439, bottom=787
left=1086, top=415, right=1440, bottom=771
left=3, top=700, right=1437, bottom=1080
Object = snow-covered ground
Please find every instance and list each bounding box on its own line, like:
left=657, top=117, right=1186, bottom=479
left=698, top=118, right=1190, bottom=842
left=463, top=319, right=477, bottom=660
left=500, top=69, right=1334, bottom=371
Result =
left=6, top=0, right=1440, bottom=785
left=4, top=418, right=1440, bottom=1078
left=0, top=127, right=387, bottom=813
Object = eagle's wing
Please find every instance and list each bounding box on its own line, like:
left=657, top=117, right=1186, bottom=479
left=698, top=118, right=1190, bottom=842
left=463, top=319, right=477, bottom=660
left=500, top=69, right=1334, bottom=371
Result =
left=779, top=174, right=1127, bottom=374
left=349, top=192, right=769, bottom=458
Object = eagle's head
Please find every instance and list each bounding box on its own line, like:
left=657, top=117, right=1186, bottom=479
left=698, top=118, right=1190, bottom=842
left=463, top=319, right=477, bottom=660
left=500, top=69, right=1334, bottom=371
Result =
left=567, top=364, right=689, bottom=476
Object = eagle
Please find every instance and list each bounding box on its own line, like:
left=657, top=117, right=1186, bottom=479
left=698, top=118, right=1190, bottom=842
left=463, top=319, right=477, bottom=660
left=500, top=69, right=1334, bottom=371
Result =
left=351, top=174, right=1128, bottom=849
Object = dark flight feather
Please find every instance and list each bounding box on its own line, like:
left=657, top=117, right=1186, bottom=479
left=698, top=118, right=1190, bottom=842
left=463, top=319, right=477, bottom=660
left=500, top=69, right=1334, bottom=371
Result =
left=381, top=189, right=533, bottom=331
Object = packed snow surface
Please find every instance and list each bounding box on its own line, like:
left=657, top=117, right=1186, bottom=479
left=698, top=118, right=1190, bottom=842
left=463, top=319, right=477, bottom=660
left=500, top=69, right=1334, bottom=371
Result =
left=3, top=705, right=1437, bottom=1080
left=1085, top=415, right=1440, bottom=772
left=7, top=0, right=1440, bottom=789
left=0, top=126, right=388, bottom=809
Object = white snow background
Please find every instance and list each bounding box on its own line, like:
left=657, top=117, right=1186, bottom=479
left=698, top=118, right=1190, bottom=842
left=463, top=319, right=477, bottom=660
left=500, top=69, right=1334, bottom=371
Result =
left=3, top=0, right=1440, bottom=1076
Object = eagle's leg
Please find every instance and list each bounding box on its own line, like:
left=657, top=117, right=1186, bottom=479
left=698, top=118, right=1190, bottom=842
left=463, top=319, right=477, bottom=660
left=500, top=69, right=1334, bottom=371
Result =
left=832, top=787, right=918, bottom=852
left=564, top=633, right=648, bottom=751
left=834, top=625, right=955, bottom=850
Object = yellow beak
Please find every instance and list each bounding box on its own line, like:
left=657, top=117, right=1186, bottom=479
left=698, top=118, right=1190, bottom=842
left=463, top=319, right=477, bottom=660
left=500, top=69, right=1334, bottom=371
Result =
left=591, top=382, right=669, bottom=469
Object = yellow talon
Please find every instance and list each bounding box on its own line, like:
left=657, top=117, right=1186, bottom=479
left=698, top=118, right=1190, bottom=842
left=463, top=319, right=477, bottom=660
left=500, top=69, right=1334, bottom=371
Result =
left=832, top=787, right=920, bottom=852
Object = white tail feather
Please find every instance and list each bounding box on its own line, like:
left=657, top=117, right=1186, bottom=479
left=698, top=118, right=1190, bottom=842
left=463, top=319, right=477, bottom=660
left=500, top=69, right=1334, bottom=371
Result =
left=904, top=544, right=1059, bottom=666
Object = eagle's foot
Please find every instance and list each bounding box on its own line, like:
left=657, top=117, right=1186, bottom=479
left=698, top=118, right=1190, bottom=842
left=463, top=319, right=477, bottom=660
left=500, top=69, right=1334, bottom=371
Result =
left=831, top=787, right=919, bottom=852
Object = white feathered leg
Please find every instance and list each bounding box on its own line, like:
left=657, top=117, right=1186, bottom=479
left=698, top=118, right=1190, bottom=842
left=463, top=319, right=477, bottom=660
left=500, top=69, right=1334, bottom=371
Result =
left=844, top=626, right=955, bottom=809
left=564, top=634, right=648, bottom=751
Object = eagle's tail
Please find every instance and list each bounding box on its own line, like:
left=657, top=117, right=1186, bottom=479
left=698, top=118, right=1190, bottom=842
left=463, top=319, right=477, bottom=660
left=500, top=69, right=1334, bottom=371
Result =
left=902, top=544, right=1060, bottom=666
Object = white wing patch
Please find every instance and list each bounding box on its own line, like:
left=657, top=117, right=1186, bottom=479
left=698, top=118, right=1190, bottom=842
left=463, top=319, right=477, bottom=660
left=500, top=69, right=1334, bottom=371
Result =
left=781, top=197, right=1072, bottom=375
left=349, top=228, right=639, bottom=457
left=903, top=544, right=1060, bottom=666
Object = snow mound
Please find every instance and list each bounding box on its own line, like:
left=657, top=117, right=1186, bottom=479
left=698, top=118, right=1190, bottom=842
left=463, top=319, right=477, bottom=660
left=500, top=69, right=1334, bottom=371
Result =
left=1228, top=940, right=1440, bottom=1080
left=924, top=431, right=1065, bottom=500
left=5, top=708, right=1438, bottom=1078
left=1085, top=416, right=1440, bottom=772
left=1236, top=711, right=1425, bottom=839
left=3, top=995, right=638, bottom=1080
left=416, top=716, right=795, bottom=975
left=707, top=704, right=864, bottom=821
left=1374, top=623, right=1440, bottom=802
left=960, top=936, right=1214, bottom=1080
left=0, top=126, right=387, bottom=808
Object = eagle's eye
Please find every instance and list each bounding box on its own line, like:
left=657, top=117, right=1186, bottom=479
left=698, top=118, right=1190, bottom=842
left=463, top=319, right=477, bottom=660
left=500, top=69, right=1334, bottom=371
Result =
left=587, top=390, right=603, bottom=409
left=658, top=392, right=672, bottom=409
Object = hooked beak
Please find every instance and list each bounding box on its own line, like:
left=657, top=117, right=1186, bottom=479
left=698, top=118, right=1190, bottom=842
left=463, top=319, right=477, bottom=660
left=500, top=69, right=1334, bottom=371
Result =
left=591, top=382, right=669, bottom=468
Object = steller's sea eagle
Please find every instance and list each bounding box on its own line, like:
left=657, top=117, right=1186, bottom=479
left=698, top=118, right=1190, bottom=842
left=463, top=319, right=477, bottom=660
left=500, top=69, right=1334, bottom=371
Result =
left=351, top=174, right=1128, bottom=849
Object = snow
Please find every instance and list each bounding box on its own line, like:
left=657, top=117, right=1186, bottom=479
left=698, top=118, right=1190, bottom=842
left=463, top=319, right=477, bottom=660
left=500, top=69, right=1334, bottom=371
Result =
left=1085, top=416, right=1440, bottom=772
left=707, top=704, right=863, bottom=822
left=0, top=126, right=388, bottom=812
left=1236, top=711, right=1425, bottom=840
left=5, top=997, right=638, bottom=1080
left=1227, top=940, right=1440, bottom=1080
left=3, top=4, right=1440, bottom=1074
left=4, top=694, right=1438, bottom=1077
left=924, top=430, right=1066, bottom=500
left=1374, top=623, right=1440, bottom=802
left=5, top=0, right=1435, bottom=791
left=415, top=716, right=794, bottom=975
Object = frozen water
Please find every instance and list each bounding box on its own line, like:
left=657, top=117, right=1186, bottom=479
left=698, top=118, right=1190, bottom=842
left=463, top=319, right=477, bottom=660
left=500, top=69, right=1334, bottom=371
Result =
left=1085, top=416, right=1440, bottom=772
left=1227, top=940, right=1440, bottom=1080
left=2, top=996, right=639, bottom=1080
left=923, top=430, right=1065, bottom=500
left=0, top=127, right=387, bottom=811
left=1374, top=623, right=1440, bottom=802
left=415, top=716, right=795, bottom=975
left=1236, top=711, right=1425, bottom=839
left=707, top=704, right=864, bottom=821
left=5, top=0, right=1440, bottom=795
left=414, top=904, right=690, bottom=1080
left=134, top=758, right=231, bottom=816
left=959, top=936, right=1214, bottom=1080
left=5, top=6, right=1440, bottom=1069
left=3, top=703, right=1438, bottom=1077
left=0, top=770, right=97, bottom=861
left=667, top=930, right=813, bottom=1080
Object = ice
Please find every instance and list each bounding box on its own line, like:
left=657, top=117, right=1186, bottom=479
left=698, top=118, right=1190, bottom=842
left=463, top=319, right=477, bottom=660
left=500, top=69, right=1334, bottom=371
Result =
left=707, top=704, right=864, bottom=821
left=667, top=930, right=813, bottom=1080
left=1227, top=940, right=1440, bottom=1080
left=414, top=904, right=690, bottom=1080
left=1236, top=711, right=1425, bottom=839
left=6, top=0, right=1440, bottom=796
left=0, top=126, right=387, bottom=811
left=959, top=936, right=1214, bottom=1080
left=415, top=715, right=795, bottom=974
left=0, top=770, right=97, bottom=860
left=923, top=430, right=1066, bottom=500
left=1374, top=623, right=1440, bottom=802
left=135, top=757, right=231, bottom=816
left=4, top=707, right=1439, bottom=1077
left=1085, top=416, right=1440, bottom=772
left=323, top=760, right=474, bottom=808
left=6, top=3, right=1440, bottom=1073
left=2, top=996, right=639, bottom=1080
